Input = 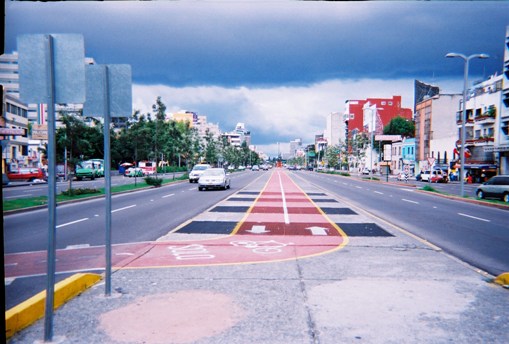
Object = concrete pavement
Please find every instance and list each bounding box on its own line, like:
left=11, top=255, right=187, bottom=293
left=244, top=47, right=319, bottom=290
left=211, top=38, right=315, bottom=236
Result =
left=6, top=170, right=509, bottom=343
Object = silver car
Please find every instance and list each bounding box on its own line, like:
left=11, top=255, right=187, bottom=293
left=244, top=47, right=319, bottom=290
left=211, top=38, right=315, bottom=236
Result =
left=476, top=175, right=509, bottom=202
left=189, top=164, right=211, bottom=183
left=198, top=168, right=231, bottom=191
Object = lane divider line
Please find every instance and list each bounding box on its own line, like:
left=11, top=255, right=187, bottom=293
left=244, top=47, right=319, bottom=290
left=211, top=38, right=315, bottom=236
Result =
left=56, top=218, right=89, bottom=228
left=402, top=199, right=419, bottom=204
left=278, top=171, right=290, bottom=224
left=458, top=213, right=490, bottom=222
left=112, top=205, right=137, bottom=213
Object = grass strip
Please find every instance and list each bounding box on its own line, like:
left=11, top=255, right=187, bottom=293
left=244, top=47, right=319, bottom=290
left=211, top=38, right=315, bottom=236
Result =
left=4, top=174, right=188, bottom=212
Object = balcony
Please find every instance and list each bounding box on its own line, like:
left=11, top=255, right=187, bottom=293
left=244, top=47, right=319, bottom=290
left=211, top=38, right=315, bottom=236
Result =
left=466, top=137, right=495, bottom=146
left=475, top=106, right=497, bottom=123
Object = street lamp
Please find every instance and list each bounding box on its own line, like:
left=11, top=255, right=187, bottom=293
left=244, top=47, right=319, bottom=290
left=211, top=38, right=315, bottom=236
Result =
left=446, top=52, right=489, bottom=197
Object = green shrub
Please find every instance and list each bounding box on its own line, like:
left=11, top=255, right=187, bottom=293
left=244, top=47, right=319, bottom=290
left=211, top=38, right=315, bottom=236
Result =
left=421, top=185, right=438, bottom=192
left=144, top=176, right=163, bottom=187
left=61, top=188, right=100, bottom=196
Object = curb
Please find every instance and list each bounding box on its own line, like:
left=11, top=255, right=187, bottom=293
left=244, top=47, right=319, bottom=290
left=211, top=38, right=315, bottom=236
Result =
left=494, top=272, right=509, bottom=288
left=5, top=273, right=102, bottom=339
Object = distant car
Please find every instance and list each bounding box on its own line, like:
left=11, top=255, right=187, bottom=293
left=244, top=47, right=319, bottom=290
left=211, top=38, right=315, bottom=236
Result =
left=126, top=167, right=144, bottom=177
left=397, top=172, right=408, bottom=181
left=198, top=168, right=231, bottom=191
left=362, top=168, right=370, bottom=175
left=251, top=165, right=260, bottom=171
left=261, top=164, right=269, bottom=171
left=238, top=165, right=246, bottom=171
left=189, top=164, right=211, bottom=183
left=430, top=170, right=448, bottom=183
left=476, top=175, right=509, bottom=203
left=421, top=169, right=447, bottom=183
left=7, top=167, right=46, bottom=182
left=75, top=161, right=98, bottom=181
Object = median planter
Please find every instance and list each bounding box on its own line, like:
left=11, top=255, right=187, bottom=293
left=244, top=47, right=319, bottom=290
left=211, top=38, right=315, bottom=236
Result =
left=144, top=176, right=163, bottom=187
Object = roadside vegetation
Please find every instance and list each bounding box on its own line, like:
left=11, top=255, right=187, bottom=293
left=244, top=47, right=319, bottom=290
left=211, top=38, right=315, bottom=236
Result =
left=3, top=174, right=188, bottom=212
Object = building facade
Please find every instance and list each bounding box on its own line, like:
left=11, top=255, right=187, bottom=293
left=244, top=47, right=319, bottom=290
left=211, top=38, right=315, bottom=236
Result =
left=344, top=95, right=413, bottom=136
left=2, top=93, right=30, bottom=172
left=324, top=112, right=344, bottom=147
left=415, top=92, right=461, bottom=172
left=496, top=25, right=509, bottom=174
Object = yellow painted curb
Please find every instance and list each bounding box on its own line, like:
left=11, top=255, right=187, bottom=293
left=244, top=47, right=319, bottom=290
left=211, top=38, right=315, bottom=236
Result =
left=5, top=273, right=102, bottom=339
left=494, top=272, right=509, bottom=287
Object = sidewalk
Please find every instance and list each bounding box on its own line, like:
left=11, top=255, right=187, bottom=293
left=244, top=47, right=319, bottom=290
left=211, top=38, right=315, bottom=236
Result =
left=7, top=172, right=509, bottom=344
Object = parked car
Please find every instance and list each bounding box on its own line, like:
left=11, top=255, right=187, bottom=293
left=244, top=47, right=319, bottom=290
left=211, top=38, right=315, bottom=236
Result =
left=362, top=168, right=371, bottom=175
left=430, top=170, right=448, bottom=183
left=189, top=164, right=211, bottom=183
left=126, top=167, right=144, bottom=178
left=7, top=167, right=46, bottom=182
left=198, top=168, right=231, bottom=191
left=251, top=165, right=260, bottom=171
left=75, top=161, right=101, bottom=181
left=421, top=169, right=448, bottom=183
left=476, top=175, right=509, bottom=203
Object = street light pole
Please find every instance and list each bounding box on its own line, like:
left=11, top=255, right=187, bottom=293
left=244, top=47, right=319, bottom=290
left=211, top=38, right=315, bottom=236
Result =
left=446, top=52, right=489, bottom=197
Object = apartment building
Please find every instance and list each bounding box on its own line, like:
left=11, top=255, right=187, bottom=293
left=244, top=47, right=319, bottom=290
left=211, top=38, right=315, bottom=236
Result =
left=415, top=92, right=461, bottom=172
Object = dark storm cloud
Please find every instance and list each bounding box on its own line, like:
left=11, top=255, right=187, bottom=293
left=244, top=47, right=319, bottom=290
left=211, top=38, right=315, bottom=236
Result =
left=5, top=1, right=508, bottom=87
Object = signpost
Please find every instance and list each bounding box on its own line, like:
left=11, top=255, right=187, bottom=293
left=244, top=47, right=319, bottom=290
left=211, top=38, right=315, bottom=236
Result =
left=18, top=34, right=85, bottom=342
left=83, top=64, right=132, bottom=296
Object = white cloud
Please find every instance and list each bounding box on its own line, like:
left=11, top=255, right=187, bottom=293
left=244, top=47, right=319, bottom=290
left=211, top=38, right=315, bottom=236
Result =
left=133, top=77, right=463, bottom=157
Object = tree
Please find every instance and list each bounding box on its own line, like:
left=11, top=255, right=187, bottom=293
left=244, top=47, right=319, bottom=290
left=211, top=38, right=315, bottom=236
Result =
left=383, top=116, right=415, bottom=138
left=325, top=145, right=341, bottom=169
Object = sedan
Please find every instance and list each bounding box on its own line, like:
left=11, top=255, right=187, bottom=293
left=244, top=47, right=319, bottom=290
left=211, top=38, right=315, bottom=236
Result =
left=126, top=167, right=144, bottom=177
left=476, top=175, right=509, bottom=202
left=198, top=168, right=231, bottom=191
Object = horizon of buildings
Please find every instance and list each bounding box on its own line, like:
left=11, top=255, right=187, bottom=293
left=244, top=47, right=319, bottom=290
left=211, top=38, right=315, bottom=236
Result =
left=3, top=26, right=509, bottom=179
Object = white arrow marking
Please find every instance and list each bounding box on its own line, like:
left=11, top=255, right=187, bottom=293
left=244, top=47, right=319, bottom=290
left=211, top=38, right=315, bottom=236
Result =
left=246, top=225, right=270, bottom=234
left=306, top=226, right=329, bottom=236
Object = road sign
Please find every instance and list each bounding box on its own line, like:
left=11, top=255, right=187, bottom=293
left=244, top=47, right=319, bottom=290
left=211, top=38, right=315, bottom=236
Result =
left=17, top=34, right=85, bottom=104
left=83, top=64, right=132, bottom=118
left=427, top=157, right=436, bottom=167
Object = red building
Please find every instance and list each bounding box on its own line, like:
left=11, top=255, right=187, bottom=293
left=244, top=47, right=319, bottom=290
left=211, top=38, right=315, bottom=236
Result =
left=344, top=95, right=413, bottom=134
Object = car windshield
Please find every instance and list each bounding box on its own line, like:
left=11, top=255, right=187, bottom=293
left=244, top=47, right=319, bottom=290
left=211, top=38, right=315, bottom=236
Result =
left=202, top=169, right=224, bottom=177
left=194, top=165, right=209, bottom=171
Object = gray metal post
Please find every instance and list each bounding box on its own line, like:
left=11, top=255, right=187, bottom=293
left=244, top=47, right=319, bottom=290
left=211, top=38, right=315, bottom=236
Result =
left=460, top=59, right=468, bottom=197
left=104, top=67, right=112, bottom=296
left=44, top=34, right=57, bottom=343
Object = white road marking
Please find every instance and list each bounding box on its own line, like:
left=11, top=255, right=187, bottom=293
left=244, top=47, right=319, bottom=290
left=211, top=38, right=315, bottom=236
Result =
left=374, top=191, right=383, bottom=195
left=188, top=188, right=195, bottom=191
left=402, top=199, right=419, bottom=204
left=162, top=193, right=175, bottom=198
left=112, top=205, right=136, bottom=213
left=57, top=218, right=89, bottom=228
left=355, top=186, right=363, bottom=189
left=65, top=244, right=91, bottom=249
left=458, top=213, right=490, bottom=222
left=278, top=172, right=290, bottom=224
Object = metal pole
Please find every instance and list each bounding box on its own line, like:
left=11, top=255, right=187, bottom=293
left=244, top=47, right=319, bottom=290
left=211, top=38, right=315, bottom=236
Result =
left=460, top=58, right=468, bottom=198
left=370, top=108, right=374, bottom=180
left=104, top=66, right=112, bottom=296
left=446, top=52, right=489, bottom=197
left=44, top=34, right=57, bottom=343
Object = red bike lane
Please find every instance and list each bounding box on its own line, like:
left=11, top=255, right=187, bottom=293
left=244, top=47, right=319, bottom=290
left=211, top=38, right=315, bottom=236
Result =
left=5, top=170, right=349, bottom=277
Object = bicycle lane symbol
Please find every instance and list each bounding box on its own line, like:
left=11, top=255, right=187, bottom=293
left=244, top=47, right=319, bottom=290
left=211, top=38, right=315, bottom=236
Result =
left=230, top=239, right=294, bottom=254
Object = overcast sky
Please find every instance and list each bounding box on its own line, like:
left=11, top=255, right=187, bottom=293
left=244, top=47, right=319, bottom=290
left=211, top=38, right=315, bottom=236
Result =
left=5, top=1, right=508, bottom=157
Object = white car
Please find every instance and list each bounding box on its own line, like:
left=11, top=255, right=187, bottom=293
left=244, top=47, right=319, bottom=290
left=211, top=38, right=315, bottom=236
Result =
left=189, top=164, right=211, bottom=183
left=198, top=168, right=231, bottom=191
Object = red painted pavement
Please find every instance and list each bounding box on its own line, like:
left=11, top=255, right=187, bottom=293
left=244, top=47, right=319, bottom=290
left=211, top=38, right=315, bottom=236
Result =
left=5, top=170, right=348, bottom=276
